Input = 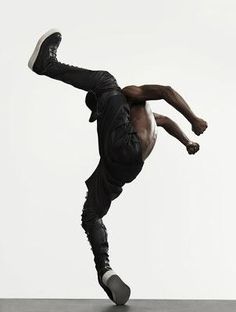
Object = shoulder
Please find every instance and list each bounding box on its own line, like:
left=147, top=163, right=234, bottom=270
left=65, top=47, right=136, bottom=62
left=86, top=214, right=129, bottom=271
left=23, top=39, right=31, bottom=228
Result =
left=121, top=85, right=143, bottom=98
left=121, top=85, right=146, bottom=105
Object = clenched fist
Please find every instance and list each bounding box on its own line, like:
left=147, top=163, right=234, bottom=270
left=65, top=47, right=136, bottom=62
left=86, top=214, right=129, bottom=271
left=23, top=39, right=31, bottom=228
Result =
left=186, top=141, right=200, bottom=155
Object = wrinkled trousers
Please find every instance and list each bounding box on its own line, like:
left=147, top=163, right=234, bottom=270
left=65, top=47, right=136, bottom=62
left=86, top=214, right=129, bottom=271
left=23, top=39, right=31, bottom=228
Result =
left=42, top=60, right=144, bottom=274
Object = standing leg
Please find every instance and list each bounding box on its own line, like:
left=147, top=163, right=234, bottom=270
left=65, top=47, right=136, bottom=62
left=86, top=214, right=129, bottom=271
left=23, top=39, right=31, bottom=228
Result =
left=81, top=187, right=111, bottom=275
left=81, top=186, right=131, bottom=306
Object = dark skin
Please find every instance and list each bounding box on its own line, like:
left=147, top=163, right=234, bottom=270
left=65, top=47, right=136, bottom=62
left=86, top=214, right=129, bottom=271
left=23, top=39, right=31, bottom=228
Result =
left=121, top=84, right=208, bottom=161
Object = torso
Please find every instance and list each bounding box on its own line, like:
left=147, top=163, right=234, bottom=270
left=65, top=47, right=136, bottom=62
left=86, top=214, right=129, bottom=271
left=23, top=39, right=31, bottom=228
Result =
left=128, top=101, right=158, bottom=161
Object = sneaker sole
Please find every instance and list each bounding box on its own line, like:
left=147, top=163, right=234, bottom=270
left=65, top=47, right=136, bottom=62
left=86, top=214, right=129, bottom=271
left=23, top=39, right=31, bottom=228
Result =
left=106, top=274, right=131, bottom=305
left=28, top=28, right=61, bottom=71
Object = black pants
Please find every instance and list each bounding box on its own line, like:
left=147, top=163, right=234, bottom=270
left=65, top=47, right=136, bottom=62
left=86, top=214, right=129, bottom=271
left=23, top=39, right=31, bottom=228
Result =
left=43, top=60, right=144, bottom=273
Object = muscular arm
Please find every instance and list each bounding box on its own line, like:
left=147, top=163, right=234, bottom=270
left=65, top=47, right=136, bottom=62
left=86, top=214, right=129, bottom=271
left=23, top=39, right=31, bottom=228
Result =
left=122, top=85, right=208, bottom=136
left=153, top=113, right=200, bottom=154
left=122, top=84, right=196, bottom=121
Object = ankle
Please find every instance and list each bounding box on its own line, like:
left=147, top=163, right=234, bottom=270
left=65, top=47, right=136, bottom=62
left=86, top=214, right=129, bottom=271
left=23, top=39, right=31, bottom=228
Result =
left=97, top=265, right=112, bottom=277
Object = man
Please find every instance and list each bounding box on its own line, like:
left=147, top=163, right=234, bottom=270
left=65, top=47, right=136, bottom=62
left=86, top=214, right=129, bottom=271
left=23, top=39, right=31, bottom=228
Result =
left=28, top=29, right=208, bottom=306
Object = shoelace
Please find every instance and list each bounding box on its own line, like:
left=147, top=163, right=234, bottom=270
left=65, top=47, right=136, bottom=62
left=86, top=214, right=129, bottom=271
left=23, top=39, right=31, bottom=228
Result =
left=49, top=46, right=57, bottom=60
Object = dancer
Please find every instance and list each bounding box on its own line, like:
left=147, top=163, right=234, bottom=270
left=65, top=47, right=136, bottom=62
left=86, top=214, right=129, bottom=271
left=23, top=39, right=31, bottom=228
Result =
left=28, top=29, right=208, bottom=305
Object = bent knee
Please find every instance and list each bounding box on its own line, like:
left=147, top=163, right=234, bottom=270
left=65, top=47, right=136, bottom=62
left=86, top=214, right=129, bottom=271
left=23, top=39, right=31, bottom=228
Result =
left=96, top=70, right=119, bottom=91
left=100, top=70, right=114, bottom=79
left=81, top=198, right=110, bottom=231
left=81, top=210, right=99, bottom=232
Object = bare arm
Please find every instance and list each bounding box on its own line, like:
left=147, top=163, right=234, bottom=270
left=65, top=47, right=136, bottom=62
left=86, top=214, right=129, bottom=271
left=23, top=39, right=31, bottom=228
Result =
left=122, top=85, right=208, bottom=136
left=153, top=112, right=200, bottom=155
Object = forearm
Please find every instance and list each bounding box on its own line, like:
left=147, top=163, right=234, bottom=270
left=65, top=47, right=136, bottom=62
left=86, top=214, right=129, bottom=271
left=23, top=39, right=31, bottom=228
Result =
left=154, top=113, right=190, bottom=146
left=140, top=85, right=197, bottom=124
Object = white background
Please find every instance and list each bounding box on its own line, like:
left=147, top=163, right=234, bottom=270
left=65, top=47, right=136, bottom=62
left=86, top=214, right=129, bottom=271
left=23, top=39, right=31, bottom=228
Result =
left=0, top=0, right=235, bottom=299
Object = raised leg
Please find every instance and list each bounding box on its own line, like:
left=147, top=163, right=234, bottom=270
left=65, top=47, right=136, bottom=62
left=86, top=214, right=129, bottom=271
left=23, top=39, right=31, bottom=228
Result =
left=43, top=62, right=120, bottom=95
left=28, top=29, right=120, bottom=95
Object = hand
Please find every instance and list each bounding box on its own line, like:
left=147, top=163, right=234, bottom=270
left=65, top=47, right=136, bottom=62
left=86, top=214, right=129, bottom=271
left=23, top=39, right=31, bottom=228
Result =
left=192, top=117, right=208, bottom=136
left=186, top=141, right=200, bottom=155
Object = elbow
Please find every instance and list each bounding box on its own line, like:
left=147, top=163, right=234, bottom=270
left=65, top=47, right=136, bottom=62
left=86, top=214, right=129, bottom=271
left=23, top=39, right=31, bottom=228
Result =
left=162, top=85, right=174, bottom=98
left=156, top=115, right=170, bottom=127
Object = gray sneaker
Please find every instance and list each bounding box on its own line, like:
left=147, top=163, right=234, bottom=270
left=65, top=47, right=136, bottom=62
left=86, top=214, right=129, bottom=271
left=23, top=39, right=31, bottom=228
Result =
left=98, top=268, right=131, bottom=305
